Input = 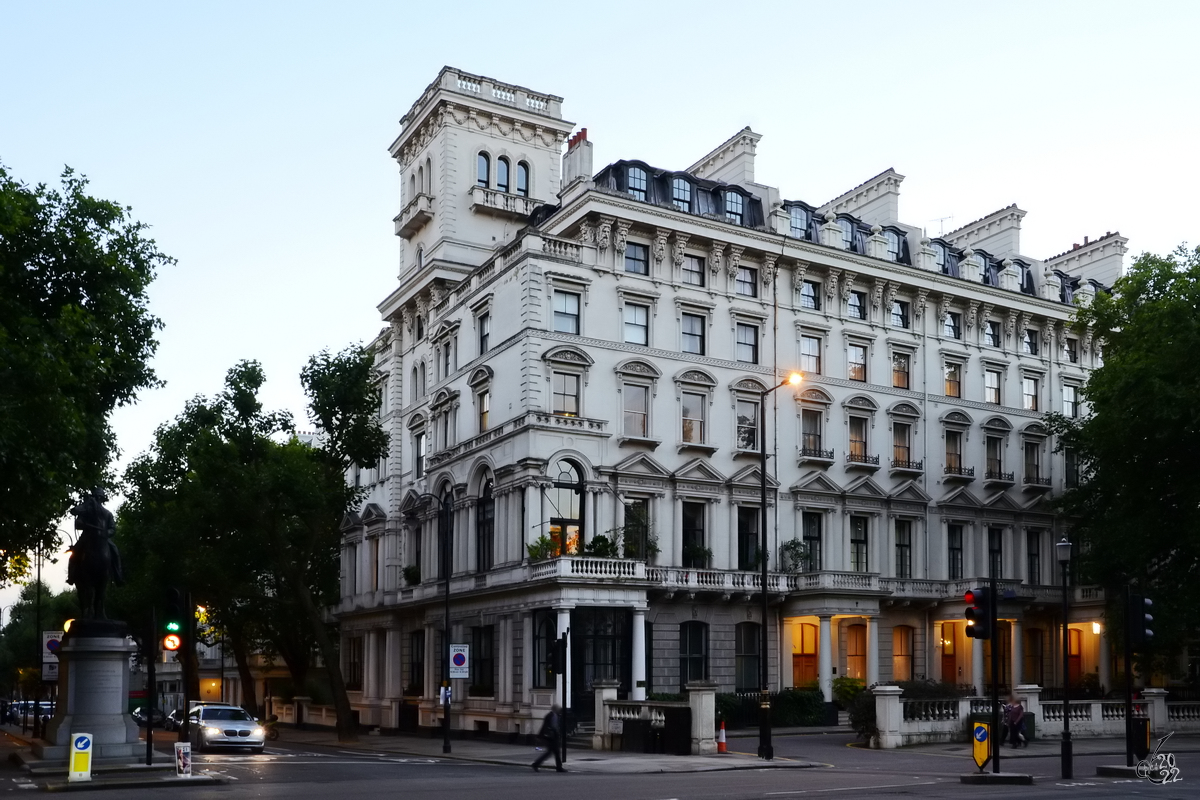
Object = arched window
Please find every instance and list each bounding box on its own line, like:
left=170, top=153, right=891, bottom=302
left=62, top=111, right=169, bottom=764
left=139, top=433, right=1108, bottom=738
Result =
left=533, top=611, right=557, bottom=688
left=789, top=206, right=810, bottom=239
left=837, top=218, right=854, bottom=250
left=497, top=157, right=510, bottom=193
left=424, top=157, right=432, bottom=193
left=476, top=480, right=494, bottom=572
left=725, top=192, right=744, bottom=225
left=679, top=621, right=708, bottom=690
left=477, top=152, right=490, bottom=188
left=548, top=459, right=583, bottom=555
left=418, top=362, right=427, bottom=397
left=417, top=165, right=424, bottom=195
left=516, top=162, right=529, bottom=197
left=735, top=622, right=760, bottom=692
left=416, top=247, right=424, bottom=272
left=409, top=173, right=416, bottom=199
left=671, top=178, right=691, bottom=212
left=627, top=166, right=648, bottom=201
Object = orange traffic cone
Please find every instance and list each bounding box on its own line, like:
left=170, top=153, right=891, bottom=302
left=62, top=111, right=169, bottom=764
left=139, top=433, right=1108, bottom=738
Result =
left=717, top=719, right=727, bottom=753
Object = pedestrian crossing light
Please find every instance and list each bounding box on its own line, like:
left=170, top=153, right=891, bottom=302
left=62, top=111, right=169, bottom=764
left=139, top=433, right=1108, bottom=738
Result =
left=964, top=587, right=993, bottom=640
left=1128, top=593, right=1154, bottom=649
left=163, top=587, right=185, bottom=637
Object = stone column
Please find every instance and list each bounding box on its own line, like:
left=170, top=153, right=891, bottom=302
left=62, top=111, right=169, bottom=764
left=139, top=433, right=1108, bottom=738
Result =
left=818, top=615, right=833, bottom=703
left=556, top=606, right=572, bottom=709
left=1011, top=618, right=1023, bottom=690
left=584, top=488, right=596, bottom=550
left=520, top=612, right=534, bottom=709
left=364, top=631, right=379, bottom=701
left=781, top=619, right=795, bottom=689
left=866, top=615, right=879, bottom=686
left=384, top=629, right=401, bottom=698
left=972, top=637, right=984, bottom=696
left=525, top=483, right=538, bottom=552
left=1016, top=684, right=1042, bottom=737
left=872, top=684, right=903, bottom=749
left=1097, top=624, right=1111, bottom=694
left=631, top=607, right=647, bottom=701
left=499, top=615, right=512, bottom=705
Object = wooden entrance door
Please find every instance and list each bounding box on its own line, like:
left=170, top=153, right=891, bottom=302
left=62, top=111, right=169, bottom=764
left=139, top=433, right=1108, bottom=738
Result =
left=792, top=623, right=817, bottom=686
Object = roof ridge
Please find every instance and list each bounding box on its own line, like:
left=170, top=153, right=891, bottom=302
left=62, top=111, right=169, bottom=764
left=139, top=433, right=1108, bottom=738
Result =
left=1045, top=231, right=1126, bottom=263
left=943, top=204, right=1022, bottom=239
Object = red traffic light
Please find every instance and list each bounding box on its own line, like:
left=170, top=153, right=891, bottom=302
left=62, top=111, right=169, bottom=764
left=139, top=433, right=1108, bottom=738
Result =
left=964, top=590, right=977, bottom=604
left=163, top=634, right=182, bottom=651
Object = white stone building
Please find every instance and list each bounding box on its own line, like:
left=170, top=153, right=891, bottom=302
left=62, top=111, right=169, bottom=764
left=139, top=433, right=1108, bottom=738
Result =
left=335, top=67, right=1125, bottom=735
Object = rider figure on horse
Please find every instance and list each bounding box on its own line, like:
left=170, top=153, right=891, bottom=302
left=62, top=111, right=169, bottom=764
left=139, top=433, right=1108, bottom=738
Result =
left=68, top=488, right=124, bottom=614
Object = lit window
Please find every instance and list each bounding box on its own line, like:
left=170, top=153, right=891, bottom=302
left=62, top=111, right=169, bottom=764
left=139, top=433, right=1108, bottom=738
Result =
left=681, top=313, right=705, bottom=355
left=848, top=417, right=868, bottom=459
left=627, top=166, right=647, bottom=201
left=478, top=391, right=490, bottom=432
left=893, top=422, right=912, bottom=463
left=892, top=352, right=910, bottom=389
left=725, top=192, right=744, bottom=225
left=736, top=322, right=758, bottom=363
left=671, top=178, right=691, bottom=212
left=944, top=362, right=962, bottom=398
left=552, top=290, right=580, bottom=334
left=624, top=303, right=649, bottom=345
left=801, top=409, right=822, bottom=454
left=735, top=267, right=758, bottom=297
left=682, top=255, right=705, bottom=287
left=945, top=430, right=963, bottom=471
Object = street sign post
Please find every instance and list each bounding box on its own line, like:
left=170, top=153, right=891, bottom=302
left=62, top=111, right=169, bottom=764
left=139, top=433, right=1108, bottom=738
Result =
left=69, top=733, right=93, bottom=782
left=42, top=631, right=63, bottom=682
left=449, top=644, right=469, bottom=679
left=973, top=722, right=990, bottom=772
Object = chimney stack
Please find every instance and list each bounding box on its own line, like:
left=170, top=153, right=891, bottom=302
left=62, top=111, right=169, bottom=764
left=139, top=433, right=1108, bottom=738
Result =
left=561, top=127, right=593, bottom=190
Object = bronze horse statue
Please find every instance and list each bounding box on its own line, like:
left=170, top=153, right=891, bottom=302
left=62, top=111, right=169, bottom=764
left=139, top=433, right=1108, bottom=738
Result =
left=68, top=488, right=124, bottom=620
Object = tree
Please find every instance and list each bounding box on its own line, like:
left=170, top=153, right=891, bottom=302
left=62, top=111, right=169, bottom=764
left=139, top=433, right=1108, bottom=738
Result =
left=0, top=164, right=169, bottom=578
left=1048, top=245, right=1200, bottom=674
left=0, top=582, right=80, bottom=698
left=115, top=347, right=386, bottom=742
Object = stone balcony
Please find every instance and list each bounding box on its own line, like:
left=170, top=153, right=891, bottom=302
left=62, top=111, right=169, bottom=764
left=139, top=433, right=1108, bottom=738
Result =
left=469, top=185, right=543, bottom=221
left=394, top=193, right=433, bottom=239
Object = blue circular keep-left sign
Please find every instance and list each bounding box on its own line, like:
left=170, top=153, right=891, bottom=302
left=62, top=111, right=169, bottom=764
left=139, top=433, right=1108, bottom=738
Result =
left=74, top=735, right=91, bottom=751
left=974, top=725, right=988, bottom=742
left=452, top=652, right=467, bottom=667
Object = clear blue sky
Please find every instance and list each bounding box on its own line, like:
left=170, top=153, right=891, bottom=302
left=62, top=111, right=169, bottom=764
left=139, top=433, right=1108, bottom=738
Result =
left=2, top=1, right=1196, bottom=595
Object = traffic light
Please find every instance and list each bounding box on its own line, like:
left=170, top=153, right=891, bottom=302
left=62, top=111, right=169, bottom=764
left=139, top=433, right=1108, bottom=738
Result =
left=965, top=587, right=993, bottom=639
left=163, top=633, right=182, bottom=651
left=1128, top=593, right=1154, bottom=649
left=163, top=588, right=184, bottom=636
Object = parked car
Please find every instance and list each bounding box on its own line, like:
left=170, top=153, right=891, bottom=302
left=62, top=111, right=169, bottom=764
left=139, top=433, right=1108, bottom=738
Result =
left=187, top=704, right=265, bottom=753
left=131, top=706, right=165, bottom=727
left=164, top=708, right=186, bottom=732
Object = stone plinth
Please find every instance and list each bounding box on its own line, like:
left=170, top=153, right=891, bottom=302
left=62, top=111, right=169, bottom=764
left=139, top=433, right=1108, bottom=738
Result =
left=32, top=620, right=140, bottom=764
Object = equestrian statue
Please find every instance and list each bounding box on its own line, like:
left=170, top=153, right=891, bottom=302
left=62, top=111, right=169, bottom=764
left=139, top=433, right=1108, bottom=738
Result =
left=67, top=487, right=124, bottom=619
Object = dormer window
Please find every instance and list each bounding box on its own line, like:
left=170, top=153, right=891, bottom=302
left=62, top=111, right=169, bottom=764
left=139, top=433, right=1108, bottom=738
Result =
left=932, top=242, right=947, bottom=271
left=725, top=192, right=744, bottom=225
left=837, top=218, right=854, bottom=251
left=884, top=230, right=901, bottom=262
left=789, top=206, right=810, bottom=239
left=477, top=153, right=490, bottom=188
left=497, top=157, right=510, bottom=193
left=672, top=178, right=692, bottom=213
left=627, top=166, right=647, bottom=201
left=516, top=162, right=529, bottom=197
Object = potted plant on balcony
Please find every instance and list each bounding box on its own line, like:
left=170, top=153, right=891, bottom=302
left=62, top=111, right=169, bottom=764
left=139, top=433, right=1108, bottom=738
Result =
left=526, top=534, right=557, bottom=562
left=682, top=542, right=713, bottom=569
left=779, top=539, right=808, bottom=572
left=402, top=565, right=421, bottom=586
left=583, top=533, right=620, bottom=557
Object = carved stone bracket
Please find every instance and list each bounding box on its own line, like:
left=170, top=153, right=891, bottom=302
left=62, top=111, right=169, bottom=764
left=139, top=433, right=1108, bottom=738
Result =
left=1082, top=327, right=1094, bottom=355
left=614, top=220, right=631, bottom=255
left=709, top=243, right=726, bottom=275
left=791, top=260, right=809, bottom=290
left=726, top=245, right=744, bottom=279
left=982, top=303, right=994, bottom=329
left=762, top=254, right=777, bottom=286
left=915, top=288, right=929, bottom=320
left=653, top=228, right=669, bottom=267
left=597, top=216, right=615, bottom=253
left=672, top=232, right=690, bottom=267
left=967, top=300, right=980, bottom=332
left=841, top=271, right=857, bottom=300
left=578, top=219, right=595, bottom=244
left=1006, top=308, right=1018, bottom=339
left=1017, top=312, right=1030, bottom=339
left=871, top=278, right=886, bottom=311
left=825, top=269, right=841, bottom=303
left=885, top=281, right=899, bottom=313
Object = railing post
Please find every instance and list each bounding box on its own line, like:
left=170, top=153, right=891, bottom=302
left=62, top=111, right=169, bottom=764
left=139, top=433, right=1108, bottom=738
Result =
left=1142, top=688, right=1169, bottom=735
left=1016, top=684, right=1042, bottom=738
left=873, top=685, right=903, bottom=749
left=592, top=679, right=620, bottom=750
left=685, top=680, right=718, bottom=754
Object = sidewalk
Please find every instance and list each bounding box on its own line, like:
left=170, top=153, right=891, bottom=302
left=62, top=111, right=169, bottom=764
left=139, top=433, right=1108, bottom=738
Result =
left=876, top=733, right=1200, bottom=760
left=275, top=727, right=823, bottom=774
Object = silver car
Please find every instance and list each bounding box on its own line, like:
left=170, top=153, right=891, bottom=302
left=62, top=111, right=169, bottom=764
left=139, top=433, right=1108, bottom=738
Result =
left=187, top=704, right=265, bottom=753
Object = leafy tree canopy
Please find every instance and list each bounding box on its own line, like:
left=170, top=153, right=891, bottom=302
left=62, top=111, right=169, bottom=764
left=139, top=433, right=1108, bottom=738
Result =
left=1048, top=245, right=1200, bottom=674
left=0, top=164, right=169, bottom=577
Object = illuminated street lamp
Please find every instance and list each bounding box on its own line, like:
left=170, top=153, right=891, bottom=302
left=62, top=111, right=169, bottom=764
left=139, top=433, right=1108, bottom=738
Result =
left=758, top=371, right=803, bottom=761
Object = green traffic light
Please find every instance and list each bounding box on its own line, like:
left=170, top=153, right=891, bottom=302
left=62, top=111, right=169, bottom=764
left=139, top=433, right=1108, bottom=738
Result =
left=165, top=621, right=181, bottom=632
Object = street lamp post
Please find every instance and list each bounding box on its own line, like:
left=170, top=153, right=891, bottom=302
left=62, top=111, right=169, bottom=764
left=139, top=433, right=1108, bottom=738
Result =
left=758, top=372, right=803, bottom=761
left=410, top=490, right=455, bottom=754
left=1057, top=536, right=1073, bottom=779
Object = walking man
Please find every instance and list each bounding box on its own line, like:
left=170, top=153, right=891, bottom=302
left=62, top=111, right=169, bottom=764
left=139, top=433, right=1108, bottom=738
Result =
left=532, top=704, right=565, bottom=772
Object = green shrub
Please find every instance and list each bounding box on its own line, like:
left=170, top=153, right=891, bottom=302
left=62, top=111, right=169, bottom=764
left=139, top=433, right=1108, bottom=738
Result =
left=526, top=534, right=556, bottom=562
left=847, top=688, right=877, bottom=743
left=715, top=690, right=825, bottom=729
left=402, top=565, right=420, bottom=586
left=832, top=676, right=865, bottom=709
left=583, top=534, right=620, bottom=557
